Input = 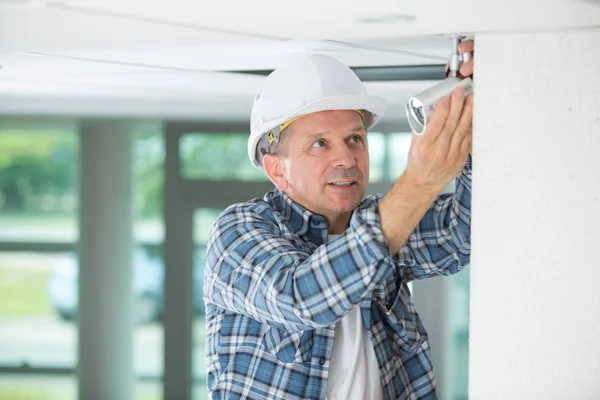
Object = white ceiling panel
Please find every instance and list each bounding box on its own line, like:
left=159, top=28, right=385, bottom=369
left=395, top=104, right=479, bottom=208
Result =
left=2, top=0, right=599, bottom=53
left=88, top=0, right=600, bottom=39
left=0, top=0, right=598, bottom=119
left=0, top=2, right=272, bottom=53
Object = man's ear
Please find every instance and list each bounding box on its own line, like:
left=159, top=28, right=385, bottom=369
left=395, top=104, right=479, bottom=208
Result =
left=263, top=154, right=289, bottom=191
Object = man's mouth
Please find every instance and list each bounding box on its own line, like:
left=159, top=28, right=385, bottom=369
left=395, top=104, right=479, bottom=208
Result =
left=328, top=181, right=357, bottom=187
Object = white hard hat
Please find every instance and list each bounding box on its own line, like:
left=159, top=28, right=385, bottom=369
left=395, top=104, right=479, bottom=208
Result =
left=248, top=53, right=388, bottom=168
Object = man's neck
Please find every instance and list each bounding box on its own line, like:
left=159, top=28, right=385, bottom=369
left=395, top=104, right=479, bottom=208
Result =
left=324, top=212, right=352, bottom=235
left=280, top=189, right=353, bottom=235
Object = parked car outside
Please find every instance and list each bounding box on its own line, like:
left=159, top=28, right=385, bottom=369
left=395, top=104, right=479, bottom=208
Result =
left=47, top=246, right=207, bottom=323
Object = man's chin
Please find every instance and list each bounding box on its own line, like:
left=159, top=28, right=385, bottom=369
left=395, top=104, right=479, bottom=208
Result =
left=327, top=197, right=362, bottom=213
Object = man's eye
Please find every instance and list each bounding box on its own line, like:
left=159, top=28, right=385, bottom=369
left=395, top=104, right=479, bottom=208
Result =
left=312, top=139, right=326, bottom=148
left=350, top=135, right=363, bottom=143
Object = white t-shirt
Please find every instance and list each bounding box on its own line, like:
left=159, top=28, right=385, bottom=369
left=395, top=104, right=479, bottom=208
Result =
left=325, top=235, right=384, bottom=400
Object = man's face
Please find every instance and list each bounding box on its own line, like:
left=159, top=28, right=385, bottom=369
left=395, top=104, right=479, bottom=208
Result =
left=265, top=110, right=369, bottom=223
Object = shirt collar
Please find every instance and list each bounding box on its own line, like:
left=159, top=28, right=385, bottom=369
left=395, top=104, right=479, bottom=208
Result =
left=267, top=188, right=374, bottom=237
left=268, top=188, right=324, bottom=237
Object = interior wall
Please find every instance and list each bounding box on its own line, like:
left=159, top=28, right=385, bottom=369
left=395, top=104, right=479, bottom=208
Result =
left=470, top=28, right=600, bottom=399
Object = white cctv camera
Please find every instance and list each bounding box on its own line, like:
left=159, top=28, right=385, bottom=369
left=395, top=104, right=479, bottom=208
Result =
left=405, top=36, right=473, bottom=135
left=406, top=76, right=473, bottom=135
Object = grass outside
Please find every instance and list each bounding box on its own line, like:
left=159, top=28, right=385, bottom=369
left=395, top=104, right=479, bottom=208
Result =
left=0, top=262, right=52, bottom=317
left=0, top=378, right=208, bottom=400
left=0, top=378, right=170, bottom=400
left=0, top=212, right=205, bottom=319
left=0, top=389, right=164, bottom=400
left=0, top=212, right=160, bottom=319
left=0, top=387, right=72, bottom=400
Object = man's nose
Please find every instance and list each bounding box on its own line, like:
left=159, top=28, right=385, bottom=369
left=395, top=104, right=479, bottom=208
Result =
left=332, top=144, right=357, bottom=169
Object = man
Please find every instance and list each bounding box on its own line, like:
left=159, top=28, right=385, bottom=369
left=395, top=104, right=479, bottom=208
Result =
left=204, top=40, right=474, bottom=400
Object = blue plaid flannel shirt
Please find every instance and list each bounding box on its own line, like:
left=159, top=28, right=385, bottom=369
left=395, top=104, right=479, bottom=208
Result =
left=204, top=157, right=471, bottom=400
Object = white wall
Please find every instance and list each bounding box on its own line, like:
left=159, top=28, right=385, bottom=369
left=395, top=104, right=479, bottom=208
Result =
left=470, top=29, right=600, bottom=399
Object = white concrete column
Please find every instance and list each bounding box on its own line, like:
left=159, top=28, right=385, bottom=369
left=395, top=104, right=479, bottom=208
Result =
left=470, top=29, right=600, bottom=399
left=78, top=121, right=134, bottom=400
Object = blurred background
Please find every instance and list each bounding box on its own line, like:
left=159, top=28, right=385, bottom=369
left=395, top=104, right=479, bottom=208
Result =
left=1, top=1, right=596, bottom=399
left=0, top=118, right=470, bottom=400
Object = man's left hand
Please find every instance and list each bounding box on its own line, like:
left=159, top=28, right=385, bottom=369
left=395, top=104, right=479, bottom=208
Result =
left=458, top=39, right=474, bottom=77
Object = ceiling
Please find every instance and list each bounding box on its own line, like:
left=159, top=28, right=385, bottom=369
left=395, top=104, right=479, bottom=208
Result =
left=0, top=0, right=599, bottom=125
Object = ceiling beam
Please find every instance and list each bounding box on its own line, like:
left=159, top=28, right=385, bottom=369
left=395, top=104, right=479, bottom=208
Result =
left=227, top=64, right=446, bottom=82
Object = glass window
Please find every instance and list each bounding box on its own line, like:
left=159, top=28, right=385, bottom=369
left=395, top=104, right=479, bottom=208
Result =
left=367, top=132, right=386, bottom=182
left=0, top=126, right=79, bottom=398
left=133, top=124, right=165, bottom=399
left=180, top=134, right=268, bottom=181
left=0, top=127, right=78, bottom=242
left=0, top=251, right=76, bottom=368
left=134, top=124, right=165, bottom=244
left=0, top=123, right=165, bottom=400
left=388, top=132, right=412, bottom=179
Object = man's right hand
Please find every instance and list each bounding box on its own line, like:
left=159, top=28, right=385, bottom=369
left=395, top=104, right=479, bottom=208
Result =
left=403, top=87, right=473, bottom=198
left=377, top=86, right=473, bottom=255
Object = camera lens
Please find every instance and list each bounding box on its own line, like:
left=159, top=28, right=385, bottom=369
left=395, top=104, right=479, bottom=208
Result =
left=409, top=98, right=425, bottom=125
left=414, top=106, right=425, bottom=125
